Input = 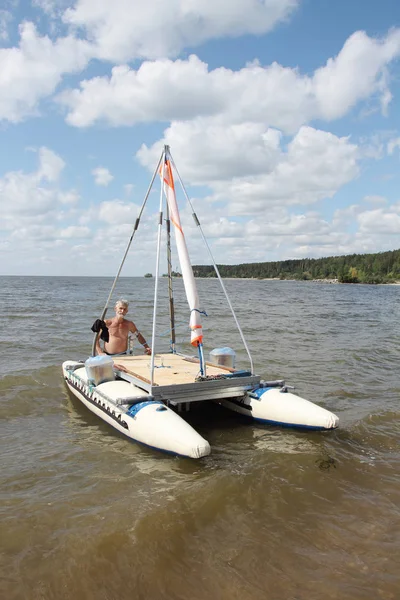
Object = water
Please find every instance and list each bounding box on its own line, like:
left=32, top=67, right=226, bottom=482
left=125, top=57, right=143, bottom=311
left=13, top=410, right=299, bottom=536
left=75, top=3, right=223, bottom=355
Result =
left=1, top=277, right=399, bottom=600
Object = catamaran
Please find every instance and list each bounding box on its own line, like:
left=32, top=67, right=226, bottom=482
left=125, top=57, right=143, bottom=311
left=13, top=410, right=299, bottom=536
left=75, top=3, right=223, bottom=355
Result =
left=62, top=146, right=339, bottom=459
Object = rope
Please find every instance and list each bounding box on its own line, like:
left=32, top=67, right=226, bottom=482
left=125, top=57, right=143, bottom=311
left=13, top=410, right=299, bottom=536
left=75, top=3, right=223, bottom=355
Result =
left=191, top=308, right=208, bottom=317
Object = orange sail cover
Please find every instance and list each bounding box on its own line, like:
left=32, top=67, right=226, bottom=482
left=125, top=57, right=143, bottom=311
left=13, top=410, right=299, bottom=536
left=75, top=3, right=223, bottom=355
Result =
left=160, top=159, right=203, bottom=346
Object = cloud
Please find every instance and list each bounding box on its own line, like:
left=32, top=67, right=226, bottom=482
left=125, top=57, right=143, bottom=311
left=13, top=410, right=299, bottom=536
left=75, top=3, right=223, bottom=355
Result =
left=0, top=21, right=91, bottom=122
left=92, top=166, right=114, bottom=186
left=0, top=147, right=67, bottom=220
left=37, top=146, right=66, bottom=181
left=312, top=29, right=400, bottom=120
left=1, top=6, right=399, bottom=275
left=137, top=121, right=283, bottom=184
left=0, top=1, right=298, bottom=124
left=32, top=0, right=71, bottom=19
left=357, top=131, right=398, bottom=160
left=124, top=184, right=134, bottom=196
left=387, top=137, right=400, bottom=155
left=182, top=201, right=400, bottom=266
left=134, top=125, right=363, bottom=266
left=59, top=225, right=91, bottom=238
left=63, top=0, right=298, bottom=62
left=363, top=195, right=387, bottom=205
left=58, top=56, right=226, bottom=127
left=138, top=125, right=359, bottom=213
left=59, top=29, right=400, bottom=131
left=357, top=207, right=400, bottom=234
left=217, top=129, right=358, bottom=214
left=58, top=189, right=80, bottom=204
left=0, top=9, right=12, bottom=42
left=98, top=199, right=139, bottom=224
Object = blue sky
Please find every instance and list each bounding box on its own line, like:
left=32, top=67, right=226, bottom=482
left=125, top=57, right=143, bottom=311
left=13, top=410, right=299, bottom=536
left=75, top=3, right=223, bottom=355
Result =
left=1, top=0, right=400, bottom=276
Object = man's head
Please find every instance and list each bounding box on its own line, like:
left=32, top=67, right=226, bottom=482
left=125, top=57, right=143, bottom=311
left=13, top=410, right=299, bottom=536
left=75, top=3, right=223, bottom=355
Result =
left=115, top=299, right=129, bottom=318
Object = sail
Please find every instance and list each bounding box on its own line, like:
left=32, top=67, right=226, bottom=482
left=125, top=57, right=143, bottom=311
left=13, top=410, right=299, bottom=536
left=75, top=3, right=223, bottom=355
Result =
left=160, top=158, right=203, bottom=347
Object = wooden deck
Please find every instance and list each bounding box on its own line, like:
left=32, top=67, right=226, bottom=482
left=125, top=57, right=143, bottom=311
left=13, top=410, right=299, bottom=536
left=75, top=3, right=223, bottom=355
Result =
left=112, top=353, right=261, bottom=404
left=112, top=353, right=233, bottom=386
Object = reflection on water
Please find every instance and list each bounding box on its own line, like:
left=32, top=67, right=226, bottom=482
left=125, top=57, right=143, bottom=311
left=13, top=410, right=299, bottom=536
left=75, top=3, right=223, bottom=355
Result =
left=0, top=277, right=399, bottom=600
left=251, top=428, right=322, bottom=455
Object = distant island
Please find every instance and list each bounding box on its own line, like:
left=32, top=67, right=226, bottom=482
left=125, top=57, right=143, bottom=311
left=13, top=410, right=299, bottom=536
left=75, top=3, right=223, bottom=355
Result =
left=162, top=272, right=182, bottom=277
left=191, top=249, right=400, bottom=284
left=144, top=273, right=153, bottom=278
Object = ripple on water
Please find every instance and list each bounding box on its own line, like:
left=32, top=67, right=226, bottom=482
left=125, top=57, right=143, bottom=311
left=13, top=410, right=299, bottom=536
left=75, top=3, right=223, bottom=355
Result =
left=1, top=277, right=400, bottom=599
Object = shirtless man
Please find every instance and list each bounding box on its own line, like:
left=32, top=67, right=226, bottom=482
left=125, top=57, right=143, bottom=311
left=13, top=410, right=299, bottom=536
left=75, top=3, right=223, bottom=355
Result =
left=96, top=299, right=151, bottom=356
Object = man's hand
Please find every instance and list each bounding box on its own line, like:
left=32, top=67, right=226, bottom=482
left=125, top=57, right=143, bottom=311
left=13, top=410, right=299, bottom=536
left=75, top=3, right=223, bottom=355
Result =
left=144, top=347, right=151, bottom=355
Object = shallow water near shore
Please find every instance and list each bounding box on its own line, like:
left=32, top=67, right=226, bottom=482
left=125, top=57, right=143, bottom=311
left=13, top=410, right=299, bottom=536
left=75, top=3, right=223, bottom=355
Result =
left=1, top=276, right=399, bottom=600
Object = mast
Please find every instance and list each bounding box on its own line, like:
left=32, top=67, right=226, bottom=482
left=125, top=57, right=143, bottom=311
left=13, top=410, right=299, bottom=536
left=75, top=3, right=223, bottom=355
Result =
left=165, top=201, right=176, bottom=353
left=149, top=148, right=167, bottom=387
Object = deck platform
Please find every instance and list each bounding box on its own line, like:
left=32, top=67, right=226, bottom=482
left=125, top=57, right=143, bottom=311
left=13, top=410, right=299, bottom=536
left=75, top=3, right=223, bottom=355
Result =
left=112, top=353, right=261, bottom=405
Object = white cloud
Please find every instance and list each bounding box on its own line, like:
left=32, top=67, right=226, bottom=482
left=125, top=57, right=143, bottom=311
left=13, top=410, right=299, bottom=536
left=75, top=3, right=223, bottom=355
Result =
left=10, top=224, right=60, bottom=241
left=243, top=204, right=400, bottom=262
left=63, top=0, right=298, bottom=62
left=32, top=0, right=71, bottom=19
left=59, top=225, right=91, bottom=238
left=184, top=202, right=400, bottom=266
left=0, top=9, right=12, bottom=42
left=363, top=195, right=387, bottom=205
left=138, top=125, right=359, bottom=213
left=138, top=121, right=282, bottom=184
left=59, top=56, right=224, bottom=127
left=98, top=199, right=139, bottom=224
left=59, top=29, right=400, bottom=131
left=332, top=205, right=363, bottom=230
left=124, top=183, right=134, bottom=196
left=313, top=29, right=400, bottom=120
left=0, top=147, right=67, bottom=220
left=357, top=207, right=400, bottom=235
left=134, top=125, right=364, bottom=266
left=58, top=190, right=80, bottom=204
left=37, top=146, right=65, bottom=181
left=357, top=131, right=396, bottom=160
left=387, top=137, right=400, bottom=155
left=0, top=176, right=52, bottom=220
left=0, top=21, right=91, bottom=122
left=92, top=166, right=114, bottom=186
left=1, top=6, right=399, bottom=275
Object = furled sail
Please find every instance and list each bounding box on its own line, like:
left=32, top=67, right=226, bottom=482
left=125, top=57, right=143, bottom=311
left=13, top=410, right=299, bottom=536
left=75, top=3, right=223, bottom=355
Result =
left=160, top=158, right=203, bottom=347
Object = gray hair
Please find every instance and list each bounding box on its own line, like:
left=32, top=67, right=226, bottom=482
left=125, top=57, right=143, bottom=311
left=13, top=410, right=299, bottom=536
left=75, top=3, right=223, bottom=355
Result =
left=115, top=298, right=129, bottom=309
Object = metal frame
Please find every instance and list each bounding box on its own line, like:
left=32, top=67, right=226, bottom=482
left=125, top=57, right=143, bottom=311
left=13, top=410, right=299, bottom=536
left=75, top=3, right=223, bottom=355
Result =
left=114, top=368, right=261, bottom=404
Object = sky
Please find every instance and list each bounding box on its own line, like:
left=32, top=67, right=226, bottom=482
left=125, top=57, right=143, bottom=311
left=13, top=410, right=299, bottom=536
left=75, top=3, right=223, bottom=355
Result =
left=1, top=0, right=400, bottom=277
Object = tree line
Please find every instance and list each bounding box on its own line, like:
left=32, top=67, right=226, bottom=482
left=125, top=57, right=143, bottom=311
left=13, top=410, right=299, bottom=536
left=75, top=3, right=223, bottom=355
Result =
left=191, top=249, right=400, bottom=284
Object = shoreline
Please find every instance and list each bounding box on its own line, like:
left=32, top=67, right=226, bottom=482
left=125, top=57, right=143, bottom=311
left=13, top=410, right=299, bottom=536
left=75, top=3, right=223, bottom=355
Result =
left=196, top=277, right=400, bottom=285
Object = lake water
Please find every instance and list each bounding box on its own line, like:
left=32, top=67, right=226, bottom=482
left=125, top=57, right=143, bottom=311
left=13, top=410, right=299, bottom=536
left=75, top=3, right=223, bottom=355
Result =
left=1, top=276, right=399, bottom=600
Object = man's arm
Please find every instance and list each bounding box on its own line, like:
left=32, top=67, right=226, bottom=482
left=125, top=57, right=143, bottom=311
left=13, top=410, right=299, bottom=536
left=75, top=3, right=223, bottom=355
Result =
left=129, top=323, right=151, bottom=355
left=95, top=334, right=105, bottom=355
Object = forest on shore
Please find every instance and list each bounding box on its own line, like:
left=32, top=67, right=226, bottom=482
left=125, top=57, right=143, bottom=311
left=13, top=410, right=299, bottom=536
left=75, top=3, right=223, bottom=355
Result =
left=188, top=249, right=400, bottom=284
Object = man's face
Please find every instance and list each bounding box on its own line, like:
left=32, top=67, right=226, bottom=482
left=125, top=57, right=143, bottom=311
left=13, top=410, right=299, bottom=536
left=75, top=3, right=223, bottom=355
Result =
left=115, top=303, right=128, bottom=319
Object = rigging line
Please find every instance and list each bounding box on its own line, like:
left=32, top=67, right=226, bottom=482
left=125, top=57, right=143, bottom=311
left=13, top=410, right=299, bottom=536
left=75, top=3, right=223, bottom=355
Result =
left=157, top=320, right=188, bottom=337
left=91, top=148, right=164, bottom=357
left=168, top=152, right=255, bottom=375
